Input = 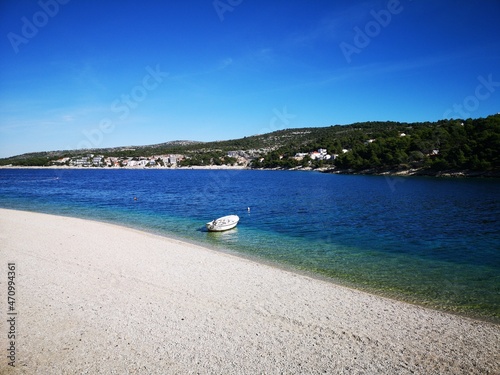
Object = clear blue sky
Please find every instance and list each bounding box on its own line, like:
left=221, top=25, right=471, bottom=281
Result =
left=1, top=0, right=499, bottom=157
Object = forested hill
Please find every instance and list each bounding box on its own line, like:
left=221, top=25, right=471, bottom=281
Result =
left=1, top=114, right=499, bottom=176
left=255, top=114, right=500, bottom=175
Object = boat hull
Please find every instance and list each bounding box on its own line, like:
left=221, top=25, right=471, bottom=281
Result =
left=206, top=215, right=239, bottom=232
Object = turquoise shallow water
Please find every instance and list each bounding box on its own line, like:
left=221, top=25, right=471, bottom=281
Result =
left=0, top=169, right=499, bottom=321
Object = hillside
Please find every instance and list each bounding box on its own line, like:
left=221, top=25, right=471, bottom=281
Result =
left=1, top=115, right=499, bottom=176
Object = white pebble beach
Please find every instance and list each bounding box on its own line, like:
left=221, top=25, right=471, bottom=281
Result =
left=0, top=208, right=499, bottom=374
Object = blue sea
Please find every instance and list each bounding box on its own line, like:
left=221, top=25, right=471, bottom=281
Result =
left=1, top=168, right=499, bottom=321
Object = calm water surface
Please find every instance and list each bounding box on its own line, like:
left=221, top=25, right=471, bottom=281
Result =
left=0, top=169, right=499, bottom=321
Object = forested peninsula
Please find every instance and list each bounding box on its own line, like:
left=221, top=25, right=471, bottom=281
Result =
left=1, top=115, right=499, bottom=177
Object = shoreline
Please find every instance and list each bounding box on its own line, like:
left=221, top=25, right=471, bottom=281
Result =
left=1, top=208, right=499, bottom=373
left=0, top=165, right=249, bottom=170
left=2, top=207, right=498, bottom=324
left=1, top=164, right=499, bottom=178
left=322, top=167, right=500, bottom=178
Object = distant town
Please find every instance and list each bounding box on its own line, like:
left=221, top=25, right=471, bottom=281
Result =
left=48, top=148, right=337, bottom=169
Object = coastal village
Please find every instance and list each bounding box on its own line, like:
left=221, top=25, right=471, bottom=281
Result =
left=49, top=148, right=337, bottom=169
left=53, top=153, right=185, bottom=168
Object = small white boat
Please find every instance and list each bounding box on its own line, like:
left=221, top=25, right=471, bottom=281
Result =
left=206, top=215, right=239, bottom=232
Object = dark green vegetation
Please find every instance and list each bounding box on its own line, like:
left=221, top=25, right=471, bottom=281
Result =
left=1, top=115, right=499, bottom=176
left=260, top=115, right=500, bottom=175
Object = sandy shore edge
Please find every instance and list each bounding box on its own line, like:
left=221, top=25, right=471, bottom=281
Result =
left=0, top=208, right=498, bottom=374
